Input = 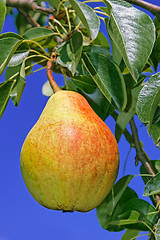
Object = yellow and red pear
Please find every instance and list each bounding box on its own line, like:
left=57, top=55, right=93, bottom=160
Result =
left=20, top=90, right=119, bottom=212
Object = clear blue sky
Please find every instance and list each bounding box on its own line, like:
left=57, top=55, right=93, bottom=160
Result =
left=0, top=1, right=160, bottom=240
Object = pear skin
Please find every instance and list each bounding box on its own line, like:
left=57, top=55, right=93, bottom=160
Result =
left=20, top=90, right=119, bottom=212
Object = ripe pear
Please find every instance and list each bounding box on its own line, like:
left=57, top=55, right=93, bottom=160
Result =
left=20, top=90, right=119, bottom=212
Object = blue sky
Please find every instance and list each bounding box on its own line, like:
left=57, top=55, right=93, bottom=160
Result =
left=0, top=1, right=160, bottom=240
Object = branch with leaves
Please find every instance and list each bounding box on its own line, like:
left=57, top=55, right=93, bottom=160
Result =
left=1, top=0, right=160, bottom=239
left=130, top=118, right=160, bottom=210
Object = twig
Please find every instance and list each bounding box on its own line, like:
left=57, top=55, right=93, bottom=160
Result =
left=18, top=8, right=40, bottom=27
left=129, top=118, right=160, bottom=210
left=124, top=0, right=160, bottom=21
left=6, top=0, right=55, bottom=15
left=47, top=55, right=61, bottom=93
left=129, top=118, right=155, bottom=175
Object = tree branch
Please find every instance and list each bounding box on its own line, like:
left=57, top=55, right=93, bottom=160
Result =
left=124, top=0, right=160, bottom=21
left=6, top=0, right=55, bottom=15
left=129, top=118, right=155, bottom=175
left=18, top=8, right=40, bottom=27
left=129, top=118, right=160, bottom=210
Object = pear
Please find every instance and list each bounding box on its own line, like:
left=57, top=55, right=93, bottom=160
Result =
left=20, top=90, right=119, bottom=212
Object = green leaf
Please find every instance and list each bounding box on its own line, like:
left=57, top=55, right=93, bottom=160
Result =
left=92, top=31, right=110, bottom=49
left=0, top=37, right=22, bottom=76
left=83, top=44, right=112, bottom=60
left=144, top=172, right=160, bottom=197
left=155, top=219, right=160, bottom=240
left=68, top=0, right=100, bottom=40
left=8, top=40, right=30, bottom=67
left=155, top=33, right=160, bottom=63
left=56, top=31, right=83, bottom=75
left=5, top=64, right=21, bottom=81
left=0, top=32, right=23, bottom=40
left=149, top=121, right=160, bottom=147
left=8, top=51, right=29, bottom=67
left=71, top=76, right=97, bottom=94
left=97, top=175, right=135, bottom=232
left=121, top=229, right=140, bottom=240
left=103, top=0, right=155, bottom=80
left=111, top=111, right=134, bottom=147
left=82, top=52, right=127, bottom=111
left=153, top=107, right=160, bottom=124
left=41, top=36, right=57, bottom=49
left=42, top=80, right=54, bottom=97
left=0, top=80, right=15, bottom=119
left=0, top=0, right=6, bottom=33
left=121, top=198, right=158, bottom=231
left=10, top=61, right=26, bottom=106
left=136, top=72, right=160, bottom=131
left=47, top=0, right=61, bottom=9
left=115, top=85, right=142, bottom=142
left=152, top=160, right=160, bottom=173
left=15, top=12, right=29, bottom=36
left=110, top=210, right=140, bottom=226
left=109, top=35, right=122, bottom=66
left=140, top=160, right=160, bottom=206
left=23, top=27, right=55, bottom=42
left=71, top=75, right=111, bottom=120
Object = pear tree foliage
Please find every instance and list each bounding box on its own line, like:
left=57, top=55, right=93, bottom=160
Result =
left=1, top=0, right=160, bottom=239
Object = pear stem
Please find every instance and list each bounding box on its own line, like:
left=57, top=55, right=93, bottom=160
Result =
left=47, top=56, right=61, bottom=93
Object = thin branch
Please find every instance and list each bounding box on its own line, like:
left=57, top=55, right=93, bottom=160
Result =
left=129, top=118, right=160, bottom=210
left=18, top=8, right=40, bottom=27
left=124, top=0, right=160, bottom=21
left=125, top=0, right=160, bottom=13
left=129, top=118, right=155, bottom=175
left=6, top=0, right=55, bottom=15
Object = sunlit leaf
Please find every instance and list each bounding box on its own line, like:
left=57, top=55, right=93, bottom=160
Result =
left=103, top=0, right=155, bottom=80
left=42, top=80, right=54, bottom=97
left=8, top=51, right=29, bottom=67
left=136, top=72, right=160, bottom=132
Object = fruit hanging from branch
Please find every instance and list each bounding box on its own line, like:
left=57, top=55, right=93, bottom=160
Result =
left=20, top=62, right=119, bottom=212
